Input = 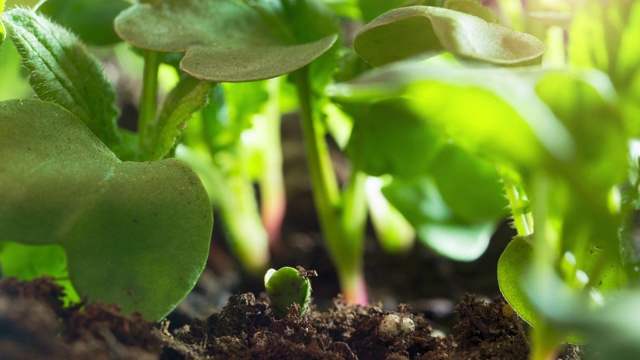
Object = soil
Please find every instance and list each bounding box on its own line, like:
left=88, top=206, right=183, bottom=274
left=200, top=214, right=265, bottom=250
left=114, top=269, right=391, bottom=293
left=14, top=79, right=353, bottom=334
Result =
left=0, top=276, right=584, bottom=360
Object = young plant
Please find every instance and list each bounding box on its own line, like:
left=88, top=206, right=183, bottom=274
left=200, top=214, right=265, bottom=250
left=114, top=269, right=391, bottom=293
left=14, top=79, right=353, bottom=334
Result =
left=331, top=0, right=640, bottom=358
left=264, top=266, right=316, bottom=318
left=0, top=7, right=213, bottom=320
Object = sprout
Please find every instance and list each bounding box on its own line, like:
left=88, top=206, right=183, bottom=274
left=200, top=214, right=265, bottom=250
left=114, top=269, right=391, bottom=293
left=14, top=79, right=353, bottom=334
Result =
left=264, top=266, right=317, bottom=318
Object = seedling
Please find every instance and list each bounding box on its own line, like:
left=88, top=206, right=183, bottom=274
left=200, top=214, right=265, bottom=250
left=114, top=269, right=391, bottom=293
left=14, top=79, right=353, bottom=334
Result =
left=264, top=266, right=317, bottom=318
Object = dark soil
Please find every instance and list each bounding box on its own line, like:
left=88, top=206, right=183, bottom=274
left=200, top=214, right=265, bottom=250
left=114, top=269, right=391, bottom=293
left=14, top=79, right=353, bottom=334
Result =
left=0, top=276, right=582, bottom=359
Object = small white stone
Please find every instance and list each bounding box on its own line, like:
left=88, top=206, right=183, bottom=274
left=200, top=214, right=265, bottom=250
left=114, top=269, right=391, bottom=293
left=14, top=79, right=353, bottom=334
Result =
left=379, top=314, right=402, bottom=336
left=378, top=314, right=415, bottom=337
left=401, top=317, right=415, bottom=333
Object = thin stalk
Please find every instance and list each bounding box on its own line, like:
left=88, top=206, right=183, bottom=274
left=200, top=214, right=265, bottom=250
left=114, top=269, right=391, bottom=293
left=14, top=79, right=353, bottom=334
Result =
left=529, top=173, right=561, bottom=360
left=497, top=0, right=525, bottom=31
left=530, top=323, right=560, bottom=360
left=340, top=169, right=368, bottom=304
left=259, top=78, right=287, bottom=247
left=217, top=167, right=270, bottom=275
left=503, top=178, right=534, bottom=236
left=138, top=50, right=161, bottom=157
left=292, top=67, right=368, bottom=305
left=201, top=116, right=270, bottom=275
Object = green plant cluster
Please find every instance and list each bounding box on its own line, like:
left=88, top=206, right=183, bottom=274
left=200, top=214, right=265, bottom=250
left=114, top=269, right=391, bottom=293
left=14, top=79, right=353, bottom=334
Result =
left=0, top=0, right=640, bottom=358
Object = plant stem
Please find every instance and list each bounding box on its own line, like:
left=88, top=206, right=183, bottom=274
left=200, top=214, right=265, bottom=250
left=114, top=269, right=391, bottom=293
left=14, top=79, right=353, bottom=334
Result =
left=292, top=67, right=368, bottom=305
left=259, top=78, right=286, bottom=247
left=503, top=177, right=534, bottom=236
left=497, top=0, right=525, bottom=31
left=199, top=115, right=270, bottom=275
left=530, top=321, right=560, bottom=360
left=138, top=49, right=160, bottom=157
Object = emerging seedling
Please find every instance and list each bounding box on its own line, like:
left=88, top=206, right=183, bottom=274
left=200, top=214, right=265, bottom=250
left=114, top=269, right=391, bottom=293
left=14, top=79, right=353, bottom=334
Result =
left=264, top=266, right=317, bottom=318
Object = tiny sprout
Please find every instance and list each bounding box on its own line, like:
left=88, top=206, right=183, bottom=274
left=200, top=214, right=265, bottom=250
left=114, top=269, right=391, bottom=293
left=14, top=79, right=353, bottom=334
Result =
left=264, top=266, right=317, bottom=318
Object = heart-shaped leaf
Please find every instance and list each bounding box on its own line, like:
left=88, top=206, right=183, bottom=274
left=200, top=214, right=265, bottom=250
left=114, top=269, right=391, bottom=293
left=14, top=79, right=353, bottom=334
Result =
left=354, top=6, right=546, bottom=66
left=0, top=99, right=213, bottom=321
left=114, top=0, right=337, bottom=82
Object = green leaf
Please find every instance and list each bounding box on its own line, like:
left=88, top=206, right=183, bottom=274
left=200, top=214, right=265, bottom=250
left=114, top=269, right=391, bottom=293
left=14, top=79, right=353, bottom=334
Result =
left=358, top=0, right=409, bottom=23
left=142, top=75, right=215, bottom=161
left=383, top=176, right=496, bottom=261
left=344, top=98, right=445, bottom=177
left=37, top=0, right=130, bottom=46
left=444, top=0, right=496, bottom=23
left=365, top=176, right=415, bottom=254
left=0, top=99, right=213, bottom=321
left=0, top=242, right=80, bottom=304
left=499, top=232, right=626, bottom=342
left=430, top=144, right=508, bottom=221
left=354, top=6, right=546, bottom=66
left=497, top=235, right=537, bottom=326
left=4, top=8, right=121, bottom=152
left=416, top=221, right=494, bottom=261
left=330, top=63, right=573, bottom=170
left=264, top=266, right=313, bottom=318
left=576, top=292, right=640, bottom=358
left=114, top=0, right=338, bottom=82
left=0, top=0, right=5, bottom=43
left=535, top=72, right=627, bottom=189
left=0, top=40, right=32, bottom=101
left=569, top=0, right=640, bottom=133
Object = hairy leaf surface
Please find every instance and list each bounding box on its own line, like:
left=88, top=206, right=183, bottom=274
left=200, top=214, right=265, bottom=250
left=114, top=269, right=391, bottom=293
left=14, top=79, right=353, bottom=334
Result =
left=4, top=9, right=121, bottom=151
left=0, top=99, right=213, bottom=321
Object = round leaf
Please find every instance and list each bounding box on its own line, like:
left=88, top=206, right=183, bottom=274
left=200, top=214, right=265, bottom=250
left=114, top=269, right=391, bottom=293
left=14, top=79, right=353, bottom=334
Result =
left=498, top=235, right=537, bottom=326
left=114, top=0, right=337, bottom=82
left=354, top=6, right=546, bottom=66
left=0, top=99, right=213, bottom=320
left=265, top=266, right=313, bottom=318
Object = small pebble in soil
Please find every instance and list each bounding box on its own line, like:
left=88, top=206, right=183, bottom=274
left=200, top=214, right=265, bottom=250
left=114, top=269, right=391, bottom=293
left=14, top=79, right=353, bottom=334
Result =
left=378, top=314, right=415, bottom=337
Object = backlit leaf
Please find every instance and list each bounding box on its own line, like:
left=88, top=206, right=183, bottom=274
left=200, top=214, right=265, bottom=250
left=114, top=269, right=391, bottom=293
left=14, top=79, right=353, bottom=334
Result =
left=354, top=6, right=545, bottom=66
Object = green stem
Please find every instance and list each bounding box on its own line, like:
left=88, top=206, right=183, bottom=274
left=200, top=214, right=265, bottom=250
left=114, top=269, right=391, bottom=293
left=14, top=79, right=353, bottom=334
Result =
left=259, top=78, right=287, bottom=246
left=503, top=177, right=534, bottom=236
left=201, top=116, right=270, bottom=275
left=497, top=0, right=525, bottom=31
left=292, top=67, right=368, bottom=305
left=138, top=50, right=161, bottom=157
left=530, top=322, right=560, bottom=360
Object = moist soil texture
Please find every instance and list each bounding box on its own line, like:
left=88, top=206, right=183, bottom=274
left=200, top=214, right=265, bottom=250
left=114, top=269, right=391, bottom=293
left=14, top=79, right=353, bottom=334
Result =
left=0, top=276, right=583, bottom=360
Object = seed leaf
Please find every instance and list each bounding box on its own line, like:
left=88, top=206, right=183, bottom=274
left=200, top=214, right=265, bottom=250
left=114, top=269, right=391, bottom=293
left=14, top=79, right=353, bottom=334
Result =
left=265, top=266, right=313, bottom=318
